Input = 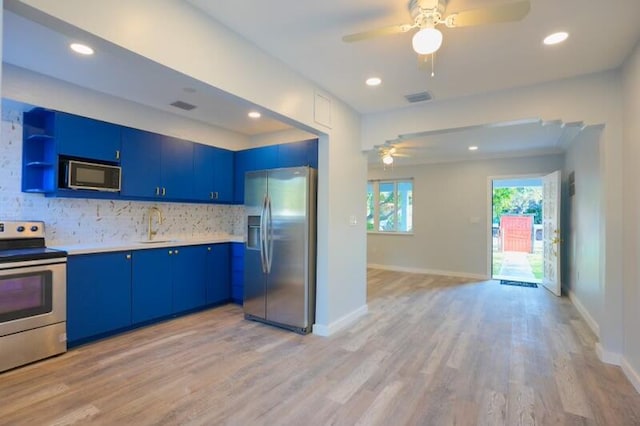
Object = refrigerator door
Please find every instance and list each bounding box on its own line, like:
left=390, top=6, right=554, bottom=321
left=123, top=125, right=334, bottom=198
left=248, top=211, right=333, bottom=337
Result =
left=265, top=167, right=314, bottom=329
left=244, top=170, right=268, bottom=319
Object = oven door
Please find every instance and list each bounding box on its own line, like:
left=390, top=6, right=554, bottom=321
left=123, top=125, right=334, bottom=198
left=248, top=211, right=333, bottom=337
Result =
left=0, top=259, right=66, bottom=337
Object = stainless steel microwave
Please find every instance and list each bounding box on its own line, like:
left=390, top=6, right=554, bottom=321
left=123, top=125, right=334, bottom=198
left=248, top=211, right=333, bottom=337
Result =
left=60, top=159, right=121, bottom=192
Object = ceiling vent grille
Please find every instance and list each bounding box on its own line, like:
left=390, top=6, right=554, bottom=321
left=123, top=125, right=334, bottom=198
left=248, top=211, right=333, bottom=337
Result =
left=170, top=100, right=197, bottom=111
left=405, top=91, right=432, bottom=104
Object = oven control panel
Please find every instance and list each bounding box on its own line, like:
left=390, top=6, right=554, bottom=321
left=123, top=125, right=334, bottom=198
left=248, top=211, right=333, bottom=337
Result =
left=0, top=221, right=45, bottom=239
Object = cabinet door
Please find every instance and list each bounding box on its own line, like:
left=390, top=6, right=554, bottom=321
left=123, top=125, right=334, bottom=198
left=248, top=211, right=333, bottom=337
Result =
left=132, top=248, right=172, bottom=323
left=67, top=252, right=132, bottom=343
left=172, top=245, right=207, bottom=313
left=277, top=140, right=309, bottom=168
left=120, top=128, right=162, bottom=198
left=231, top=242, right=244, bottom=304
left=307, top=139, right=319, bottom=169
left=193, top=144, right=215, bottom=201
left=161, top=135, right=194, bottom=200
left=211, top=147, right=234, bottom=202
left=206, top=244, right=230, bottom=304
left=55, top=112, right=122, bottom=163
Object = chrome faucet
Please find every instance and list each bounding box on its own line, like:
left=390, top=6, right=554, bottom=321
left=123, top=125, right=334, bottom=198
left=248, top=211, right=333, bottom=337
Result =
left=147, top=206, right=164, bottom=241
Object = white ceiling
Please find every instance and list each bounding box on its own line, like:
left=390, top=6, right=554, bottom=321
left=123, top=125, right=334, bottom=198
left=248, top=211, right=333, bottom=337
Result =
left=368, top=120, right=583, bottom=166
left=1, top=9, right=293, bottom=136
left=3, top=1, right=639, bottom=164
left=187, top=0, right=640, bottom=114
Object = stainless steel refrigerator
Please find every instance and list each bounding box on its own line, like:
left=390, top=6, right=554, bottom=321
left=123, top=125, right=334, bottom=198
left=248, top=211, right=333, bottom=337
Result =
left=244, top=166, right=317, bottom=334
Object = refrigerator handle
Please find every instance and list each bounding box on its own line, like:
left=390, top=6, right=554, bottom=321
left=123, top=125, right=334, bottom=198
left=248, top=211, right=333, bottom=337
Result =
left=259, top=194, right=268, bottom=273
left=266, top=195, right=274, bottom=274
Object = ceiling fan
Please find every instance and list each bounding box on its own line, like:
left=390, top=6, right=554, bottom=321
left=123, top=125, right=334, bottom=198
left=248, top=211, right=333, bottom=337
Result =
left=343, top=0, right=531, bottom=56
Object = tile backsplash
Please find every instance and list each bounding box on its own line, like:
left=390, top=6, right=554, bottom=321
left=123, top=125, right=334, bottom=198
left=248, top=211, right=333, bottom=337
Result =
left=1, top=106, right=244, bottom=245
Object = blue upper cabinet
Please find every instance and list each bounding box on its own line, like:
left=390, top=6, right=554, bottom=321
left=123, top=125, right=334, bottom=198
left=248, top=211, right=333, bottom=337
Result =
left=120, top=128, right=163, bottom=198
left=161, top=135, right=194, bottom=201
left=193, top=144, right=233, bottom=203
left=233, top=139, right=318, bottom=203
left=55, top=112, right=122, bottom=163
left=120, top=129, right=194, bottom=200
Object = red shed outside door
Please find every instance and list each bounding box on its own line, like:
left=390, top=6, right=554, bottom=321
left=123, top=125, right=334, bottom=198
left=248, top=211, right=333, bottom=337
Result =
left=500, top=215, right=533, bottom=253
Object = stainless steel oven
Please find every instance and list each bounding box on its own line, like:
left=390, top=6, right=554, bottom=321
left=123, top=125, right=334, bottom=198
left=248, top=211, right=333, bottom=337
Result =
left=0, top=221, right=67, bottom=373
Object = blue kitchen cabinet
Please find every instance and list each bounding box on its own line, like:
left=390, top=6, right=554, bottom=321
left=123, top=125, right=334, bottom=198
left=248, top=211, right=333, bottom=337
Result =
left=55, top=112, right=122, bottom=162
left=120, top=127, right=163, bottom=198
left=172, top=245, right=207, bottom=313
left=194, top=144, right=234, bottom=202
left=206, top=243, right=231, bottom=304
left=233, top=139, right=318, bottom=203
left=231, top=242, right=244, bottom=304
left=161, top=135, right=194, bottom=200
left=132, top=248, right=173, bottom=323
left=121, top=129, right=194, bottom=200
left=67, top=252, right=132, bottom=344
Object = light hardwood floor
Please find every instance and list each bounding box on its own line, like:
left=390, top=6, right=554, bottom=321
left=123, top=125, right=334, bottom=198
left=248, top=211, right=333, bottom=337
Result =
left=1, top=269, right=640, bottom=425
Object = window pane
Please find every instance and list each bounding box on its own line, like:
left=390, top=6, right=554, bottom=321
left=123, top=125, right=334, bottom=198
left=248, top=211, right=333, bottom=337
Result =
left=366, top=182, right=374, bottom=231
left=378, top=182, right=396, bottom=232
left=397, top=181, right=413, bottom=232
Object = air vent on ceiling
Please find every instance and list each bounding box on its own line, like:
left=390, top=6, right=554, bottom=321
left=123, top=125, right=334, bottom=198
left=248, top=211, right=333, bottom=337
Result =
left=170, top=100, right=197, bottom=111
left=405, top=91, right=432, bottom=104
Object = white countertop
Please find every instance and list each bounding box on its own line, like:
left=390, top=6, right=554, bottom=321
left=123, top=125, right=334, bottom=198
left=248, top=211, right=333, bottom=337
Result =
left=51, top=235, right=244, bottom=255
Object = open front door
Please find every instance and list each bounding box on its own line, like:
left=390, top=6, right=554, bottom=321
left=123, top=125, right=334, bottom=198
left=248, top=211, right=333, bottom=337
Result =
left=542, top=170, right=562, bottom=296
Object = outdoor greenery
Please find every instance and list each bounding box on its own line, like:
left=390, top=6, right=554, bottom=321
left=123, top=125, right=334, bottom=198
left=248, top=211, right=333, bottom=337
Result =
left=366, top=180, right=413, bottom=232
left=493, top=187, right=543, bottom=224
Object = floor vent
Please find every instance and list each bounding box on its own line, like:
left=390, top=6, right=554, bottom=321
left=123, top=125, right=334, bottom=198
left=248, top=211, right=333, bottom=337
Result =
left=405, top=91, right=432, bottom=104
left=500, top=280, right=538, bottom=288
left=170, top=100, right=197, bottom=111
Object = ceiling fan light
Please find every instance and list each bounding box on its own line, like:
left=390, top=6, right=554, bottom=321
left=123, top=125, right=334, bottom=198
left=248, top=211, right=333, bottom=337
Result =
left=382, top=154, right=394, bottom=165
left=412, top=28, right=443, bottom=55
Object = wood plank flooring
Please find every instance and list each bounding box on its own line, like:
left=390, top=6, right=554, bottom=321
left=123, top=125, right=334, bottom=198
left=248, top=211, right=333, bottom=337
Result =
left=2, top=269, right=640, bottom=425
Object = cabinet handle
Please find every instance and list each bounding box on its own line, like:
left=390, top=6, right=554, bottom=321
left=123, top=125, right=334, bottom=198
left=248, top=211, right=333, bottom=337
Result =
left=155, top=187, right=160, bottom=196
left=126, top=254, right=131, bottom=260
left=175, top=249, right=179, bottom=255
left=212, top=191, right=218, bottom=200
left=207, top=247, right=211, bottom=252
left=115, top=150, right=120, bottom=160
left=169, top=250, right=173, bottom=255
left=162, top=187, right=166, bottom=196
left=210, top=192, right=214, bottom=199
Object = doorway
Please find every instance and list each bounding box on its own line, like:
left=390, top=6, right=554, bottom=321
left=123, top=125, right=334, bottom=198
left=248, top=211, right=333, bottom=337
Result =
left=491, top=177, right=543, bottom=284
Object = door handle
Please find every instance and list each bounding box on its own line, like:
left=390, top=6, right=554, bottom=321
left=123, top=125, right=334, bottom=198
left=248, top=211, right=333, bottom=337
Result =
left=259, top=195, right=268, bottom=273
left=266, top=195, right=273, bottom=274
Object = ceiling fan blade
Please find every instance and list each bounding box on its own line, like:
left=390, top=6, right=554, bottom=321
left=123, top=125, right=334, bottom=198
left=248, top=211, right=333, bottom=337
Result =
left=445, top=0, right=530, bottom=28
left=342, top=23, right=413, bottom=43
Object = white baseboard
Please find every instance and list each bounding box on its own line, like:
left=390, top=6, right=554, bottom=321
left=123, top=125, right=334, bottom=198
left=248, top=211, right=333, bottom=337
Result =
left=367, top=263, right=488, bottom=281
left=595, top=342, right=622, bottom=365
left=567, top=290, right=600, bottom=338
left=621, top=357, right=640, bottom=394
left=313, top=304, right=368, bottom=337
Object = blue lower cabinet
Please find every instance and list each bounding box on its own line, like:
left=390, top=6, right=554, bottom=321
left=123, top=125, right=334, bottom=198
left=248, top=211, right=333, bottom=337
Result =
left=67, top=252, right=132, bottom=344
left=172, top=245, right=207, bottom=313
left=231, top=242, right=244, bottom=304
left=132, top=248, right=172, bottom=323
left=206, top=243, right=231, bottom=304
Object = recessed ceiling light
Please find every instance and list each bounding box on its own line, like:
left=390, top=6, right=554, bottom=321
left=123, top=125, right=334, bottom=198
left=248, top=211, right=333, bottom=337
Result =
left=70, top=43, right=94, bottom=55
left=468, top=146, right=478, bottom=151
left=248, top=111, right=261, bottom=119
left=543, top=32, right=569, bottom=46
left=366, top=77, right=382, bottom=87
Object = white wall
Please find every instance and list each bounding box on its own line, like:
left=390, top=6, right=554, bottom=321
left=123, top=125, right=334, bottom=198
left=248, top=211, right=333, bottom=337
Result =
left=14, top=0, right=367, bottom=334
left=563, top=126, right=602, bottom=336
left=622, top=40, right=640, bottom=389
left=368, top=154, right=564, bottom=278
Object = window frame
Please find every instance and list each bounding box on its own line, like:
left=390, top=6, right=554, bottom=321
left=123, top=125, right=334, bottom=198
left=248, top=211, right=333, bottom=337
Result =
left=367, top=178, right=414, bottom=235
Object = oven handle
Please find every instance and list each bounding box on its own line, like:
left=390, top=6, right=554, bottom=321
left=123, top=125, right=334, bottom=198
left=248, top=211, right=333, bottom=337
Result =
left=0, top=257, right=67, bottom=271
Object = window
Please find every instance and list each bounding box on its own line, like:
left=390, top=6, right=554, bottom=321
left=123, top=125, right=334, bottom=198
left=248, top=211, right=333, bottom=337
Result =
left=367, top=179, right=413, bottom=233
